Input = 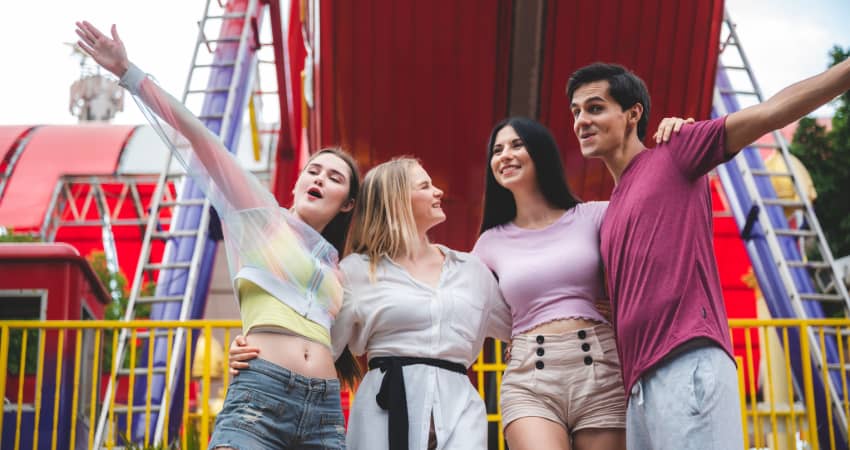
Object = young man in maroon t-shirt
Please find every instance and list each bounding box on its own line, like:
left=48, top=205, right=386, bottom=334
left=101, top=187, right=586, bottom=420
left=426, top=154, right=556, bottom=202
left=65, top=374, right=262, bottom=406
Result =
left=565, top=60, right=850, bottom=449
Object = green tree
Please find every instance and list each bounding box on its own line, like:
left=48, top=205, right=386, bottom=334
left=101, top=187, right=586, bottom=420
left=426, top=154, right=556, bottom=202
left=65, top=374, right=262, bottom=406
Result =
left=790, top=46, right=850, bottom=258
left=1, top=231, right=42, bottom=374
left=0, top=230, right=40, bottom=243
left=86, top=250, right=155, bottom=372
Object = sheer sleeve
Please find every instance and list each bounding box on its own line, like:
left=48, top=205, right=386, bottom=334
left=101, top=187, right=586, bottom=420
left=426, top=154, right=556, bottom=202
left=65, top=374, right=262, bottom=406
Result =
left=118, top=63, right=275, bottom=215
left=120, top=63, right=343, bottom=326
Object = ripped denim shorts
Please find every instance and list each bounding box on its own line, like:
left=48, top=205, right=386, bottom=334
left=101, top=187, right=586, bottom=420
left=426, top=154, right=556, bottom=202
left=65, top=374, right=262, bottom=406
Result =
left=208, top=358, right=346, bottom=450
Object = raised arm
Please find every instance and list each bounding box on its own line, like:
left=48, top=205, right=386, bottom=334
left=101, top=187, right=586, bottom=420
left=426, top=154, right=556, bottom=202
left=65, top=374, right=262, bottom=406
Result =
left=75, top=21, right=273, bottom=214
left=725, top=57, right=850, bottom=156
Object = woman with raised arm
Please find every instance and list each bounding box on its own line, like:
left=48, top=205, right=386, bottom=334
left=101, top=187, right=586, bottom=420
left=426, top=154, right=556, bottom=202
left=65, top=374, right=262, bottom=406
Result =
left=76, top=21, right=361, bottom=450
left=333, top=158, right=511, bottom=450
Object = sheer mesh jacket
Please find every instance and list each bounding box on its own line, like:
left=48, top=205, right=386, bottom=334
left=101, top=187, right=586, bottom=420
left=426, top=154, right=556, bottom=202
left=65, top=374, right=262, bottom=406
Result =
left=119, top=63, right=342, bottom=332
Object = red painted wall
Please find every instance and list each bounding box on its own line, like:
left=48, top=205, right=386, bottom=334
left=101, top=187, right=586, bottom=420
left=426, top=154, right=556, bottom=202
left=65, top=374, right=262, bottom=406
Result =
left=316, top=0, right=513, bottom=251
left=539, top=0, right=724, bottom=201
left=0, top=243, right=111, bottom=320
left=313, top=1, right=724, bottom=250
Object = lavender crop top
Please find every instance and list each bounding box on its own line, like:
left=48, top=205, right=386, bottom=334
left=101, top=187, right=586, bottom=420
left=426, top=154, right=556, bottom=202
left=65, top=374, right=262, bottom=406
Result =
left=472, top=201, right=609, bottom=336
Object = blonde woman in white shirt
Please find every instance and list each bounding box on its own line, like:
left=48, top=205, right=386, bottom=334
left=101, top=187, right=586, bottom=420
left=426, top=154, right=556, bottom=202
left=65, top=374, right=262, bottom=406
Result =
left=337, top=157, right=511, bottom=450
left=232, top=157, right=511, bottom=449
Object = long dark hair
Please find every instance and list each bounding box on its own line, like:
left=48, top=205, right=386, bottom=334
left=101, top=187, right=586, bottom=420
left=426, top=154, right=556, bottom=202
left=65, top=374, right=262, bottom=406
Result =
left=479, top=117, right=581, bottom=234
left=306, top=147, right=363, bottom=388
left=310, top=148, right=360, bottom=255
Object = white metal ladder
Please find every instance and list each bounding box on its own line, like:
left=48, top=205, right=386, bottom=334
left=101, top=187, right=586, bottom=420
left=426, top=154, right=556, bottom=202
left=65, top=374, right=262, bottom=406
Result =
left=713, top=9, right=850, bottom=445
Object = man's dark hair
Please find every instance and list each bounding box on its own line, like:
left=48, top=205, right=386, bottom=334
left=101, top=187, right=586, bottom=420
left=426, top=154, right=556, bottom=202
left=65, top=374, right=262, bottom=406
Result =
left=567, top=63, right=652, bottom=140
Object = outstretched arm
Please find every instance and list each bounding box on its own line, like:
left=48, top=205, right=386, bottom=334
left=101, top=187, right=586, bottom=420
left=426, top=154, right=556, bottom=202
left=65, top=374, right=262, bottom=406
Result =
left=75, top=21, right=272, bottom=213
left=725, top=57, right=850, bottom=156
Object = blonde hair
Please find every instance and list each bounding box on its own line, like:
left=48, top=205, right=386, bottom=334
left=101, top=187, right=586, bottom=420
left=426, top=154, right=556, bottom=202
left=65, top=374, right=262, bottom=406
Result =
left=345, top=157, right=421, bottom=278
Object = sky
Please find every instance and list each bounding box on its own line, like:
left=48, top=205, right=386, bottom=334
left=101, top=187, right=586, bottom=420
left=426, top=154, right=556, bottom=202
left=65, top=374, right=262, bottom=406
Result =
left=1, top=0, right=849, bottom=126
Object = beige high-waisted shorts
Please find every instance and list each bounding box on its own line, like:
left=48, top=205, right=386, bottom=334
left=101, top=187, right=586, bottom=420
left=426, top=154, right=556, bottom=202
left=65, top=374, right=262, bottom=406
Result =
left=500, top=323, right=627, bottom=433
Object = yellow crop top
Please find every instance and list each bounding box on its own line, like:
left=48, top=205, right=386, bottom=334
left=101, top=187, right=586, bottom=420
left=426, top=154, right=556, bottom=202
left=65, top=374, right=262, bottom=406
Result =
left=238, top=279, right=331, bottom=347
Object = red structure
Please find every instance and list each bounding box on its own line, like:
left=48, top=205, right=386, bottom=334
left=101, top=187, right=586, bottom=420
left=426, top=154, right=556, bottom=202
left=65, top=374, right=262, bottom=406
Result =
left=0, top=125, right=170, bottom=286
left=311, top=0, right=725, bottom=249
left=539, top=0, right=723, bottom=200
left=0, top=243, right=111, bottom=320
left=0, top=126, right=133, bottom=230
left=0, top=243, right=111, bottom=450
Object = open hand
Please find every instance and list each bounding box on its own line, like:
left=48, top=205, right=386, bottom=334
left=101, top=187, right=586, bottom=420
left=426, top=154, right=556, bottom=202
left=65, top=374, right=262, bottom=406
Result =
left=75, top=21, right=129, bottom=78
left=228, top=335, right=260, bottom=376
left=653, top=116, right=695, bottom=144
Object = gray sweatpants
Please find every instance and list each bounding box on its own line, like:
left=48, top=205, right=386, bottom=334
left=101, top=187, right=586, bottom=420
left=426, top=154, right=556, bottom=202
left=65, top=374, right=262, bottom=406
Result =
left=626, top=345, right=744, bottom=450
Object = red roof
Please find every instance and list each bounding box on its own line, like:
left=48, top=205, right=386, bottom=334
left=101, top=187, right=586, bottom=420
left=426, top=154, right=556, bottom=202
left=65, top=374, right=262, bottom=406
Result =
left=0, top=126, right=37, bottom=186
left=0, top=125, right=134, bottom=230
left=0, top=126, right=35, bottom=163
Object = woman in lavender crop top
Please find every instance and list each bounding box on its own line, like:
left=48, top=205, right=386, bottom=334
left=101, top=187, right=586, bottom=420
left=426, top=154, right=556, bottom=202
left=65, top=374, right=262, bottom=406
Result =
left=472, top=116, right=689, bottom=449
left=472, top=117, right=627, bottom=450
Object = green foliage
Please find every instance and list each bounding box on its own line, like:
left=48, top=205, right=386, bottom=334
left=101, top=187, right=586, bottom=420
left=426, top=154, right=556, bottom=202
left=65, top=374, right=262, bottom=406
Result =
left=1, top=231, right=43, bottom=374
left=119, top=435, right=178, bottom=450
left=0, top=231, right=40, bottom=243
left=789, top=46, right=850, bottom=258
left=118, top=422, right=201, bottom=449
left=85, top=250, right=155, bottom=372
left=86, top=249, right=155, bottom=319
left=5, top=330, right=40, bottom=375
left=184, top=424, right=202, bottom=450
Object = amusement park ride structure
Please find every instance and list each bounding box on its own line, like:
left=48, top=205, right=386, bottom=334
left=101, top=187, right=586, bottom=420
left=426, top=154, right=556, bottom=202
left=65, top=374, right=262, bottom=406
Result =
left=0, top=0, right=848, bottom=448
left=713, top=11, right=850, bottom=446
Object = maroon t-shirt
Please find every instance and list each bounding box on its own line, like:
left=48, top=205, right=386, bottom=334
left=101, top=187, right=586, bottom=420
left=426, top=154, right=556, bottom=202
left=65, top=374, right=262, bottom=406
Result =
left=600, top=117, right=735, bottom=396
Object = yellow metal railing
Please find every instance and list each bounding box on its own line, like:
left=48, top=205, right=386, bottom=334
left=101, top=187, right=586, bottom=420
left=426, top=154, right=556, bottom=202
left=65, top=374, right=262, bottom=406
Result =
left=0, top=320, right=242, bottom=450
left=0, top=319, right=848, bottom=449
left=728, top=318, right=850, bottom=450
left=473, top=338, right=508, bottom=450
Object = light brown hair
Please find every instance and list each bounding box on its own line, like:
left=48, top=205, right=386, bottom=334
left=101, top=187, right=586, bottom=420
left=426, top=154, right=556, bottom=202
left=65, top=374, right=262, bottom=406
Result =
left=345, top=157, right=421, bottom=278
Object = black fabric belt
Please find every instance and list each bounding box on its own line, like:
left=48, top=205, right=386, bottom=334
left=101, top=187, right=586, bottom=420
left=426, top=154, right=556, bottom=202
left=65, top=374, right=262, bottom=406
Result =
left=368, top=356, right=468, bottom=450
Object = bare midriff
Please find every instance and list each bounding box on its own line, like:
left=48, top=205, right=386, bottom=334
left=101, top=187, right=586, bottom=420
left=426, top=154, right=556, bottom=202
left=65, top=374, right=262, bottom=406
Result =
left=245, top=331, right=337, bottom=380
left=524, top=317, right=602, bottom=335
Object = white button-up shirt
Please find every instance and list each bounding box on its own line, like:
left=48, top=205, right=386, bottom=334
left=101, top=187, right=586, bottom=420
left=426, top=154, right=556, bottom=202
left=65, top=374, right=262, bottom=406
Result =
left=332, top=245, right=511, bottom=450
